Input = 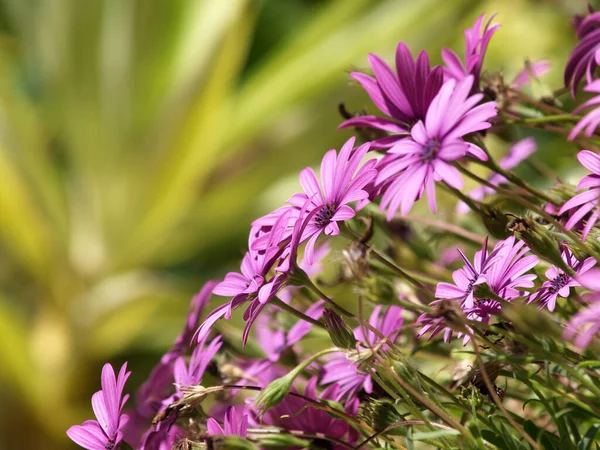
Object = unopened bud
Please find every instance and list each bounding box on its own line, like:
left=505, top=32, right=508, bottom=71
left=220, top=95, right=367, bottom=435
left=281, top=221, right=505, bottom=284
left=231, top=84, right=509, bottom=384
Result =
left=479, top=204, right=511, bottom=240
left=503, top=301, right=560, bottom=338
left=253, top=375, right=293, bottom=414
left=323, top=308, right=357, bottom=349
left=360, top=399, right=403, bottom=432
left=507, top=216, right=570, bottom=274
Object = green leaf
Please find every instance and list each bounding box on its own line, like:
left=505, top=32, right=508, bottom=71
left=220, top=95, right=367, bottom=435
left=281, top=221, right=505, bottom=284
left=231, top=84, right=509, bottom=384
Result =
left=579, top=424, right=600, bottom=450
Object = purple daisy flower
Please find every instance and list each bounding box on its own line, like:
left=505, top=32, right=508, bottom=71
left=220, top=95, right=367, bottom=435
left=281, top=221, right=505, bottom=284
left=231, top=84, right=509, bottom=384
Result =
left=321, top=305, right=403, bottom=401
left=559, top=150, right=600, bottom=239
left=528, top=248, right=596, bottom=311
left=564, top=293, right=600, bottom=350
left=67, top=363, right=131, bottom=450
left=377, top=76, right=496, bottom=218
left=565, top=10, right=600, bottom=95
left=418, top=237, right=537, bottom=344
left=457, top=137, right=537, bottom=214
left=442, top=14, right=500, bottom=87
left=207, top=406, right=250, bottom=438
left=569, top=80, right=600, bottom=140
left=338, top=43, right=443, bottom=149
left=288, top=137, right=377, bottom=264
left=261, top=377, right=360, bottom=450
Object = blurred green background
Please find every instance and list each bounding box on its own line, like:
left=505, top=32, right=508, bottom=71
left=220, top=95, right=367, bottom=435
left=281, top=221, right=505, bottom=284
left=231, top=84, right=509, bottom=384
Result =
left=0, top=0, right=582, bottom=448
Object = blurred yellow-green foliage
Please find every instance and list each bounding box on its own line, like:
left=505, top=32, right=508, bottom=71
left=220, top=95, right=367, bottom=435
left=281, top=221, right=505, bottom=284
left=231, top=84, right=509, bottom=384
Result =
left=0, top=0, right=583, bottom=448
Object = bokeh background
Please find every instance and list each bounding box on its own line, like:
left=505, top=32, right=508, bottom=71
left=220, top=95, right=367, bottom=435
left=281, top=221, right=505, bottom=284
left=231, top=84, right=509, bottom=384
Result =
left=0, top=0, right=584, bottom=448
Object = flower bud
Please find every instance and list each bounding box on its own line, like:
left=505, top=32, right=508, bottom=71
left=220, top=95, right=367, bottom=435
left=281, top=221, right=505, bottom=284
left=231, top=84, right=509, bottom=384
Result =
left=361, top=399, right=403, bottom=432
left=323, top=308, right=357, bottom=349
left=507, top=216, right=570, bottom=274
left=253, top=375, right=293, bottom=414
left=502, top=301, right=560, bottom=338
left=479, top=204, right=512, bottom=240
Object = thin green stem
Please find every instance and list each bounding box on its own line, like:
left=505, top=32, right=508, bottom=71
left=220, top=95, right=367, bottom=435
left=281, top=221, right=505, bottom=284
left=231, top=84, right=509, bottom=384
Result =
left=271, top=296, right=325, bottom=329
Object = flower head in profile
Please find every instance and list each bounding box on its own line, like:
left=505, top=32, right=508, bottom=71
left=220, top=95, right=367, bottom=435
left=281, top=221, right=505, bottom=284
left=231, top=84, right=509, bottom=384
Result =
left=321, top=305, right=403, bottom=401
left=377, top=76, right=496, bottom=218
left=418, top=237, right=537, bottom=344
left=195, top=210, right=292, bottom=344
left=339, top=43, right=443, bottom=149
left=457, top=137, right=537, bottom=214
left=67, top=363, right=131, bottom=450
left=569, top=80, right=600, bottom=140
left=207, top=406, right=250, bottom=438
left=289, top=137, right=377, bottom=264
left=565, top=10, right=600, bottom=94
left=528, top=248, right=596, bottom=311
left=559, top=150, right=600, bottom=239
left=442, top=14, right=500, bottom=88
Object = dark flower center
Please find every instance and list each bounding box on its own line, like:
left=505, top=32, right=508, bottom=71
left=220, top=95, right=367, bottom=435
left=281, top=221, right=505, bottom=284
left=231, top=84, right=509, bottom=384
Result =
left=422, top=138, right=441, bottom=162
left=315, top=204, right=337, bottom=229
left=549, top=272, right=570, bottom=294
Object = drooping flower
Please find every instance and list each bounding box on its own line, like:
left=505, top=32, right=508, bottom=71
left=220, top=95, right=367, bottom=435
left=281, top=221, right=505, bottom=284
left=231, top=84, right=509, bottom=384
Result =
left=261, top=377, right=360, bottom=450
left=207, top=406, right=250, bottom=438
left=195, top=210, right=293, bottom=344
left=338, top=43, right=444, bottom=148
left=569, top=80, right=600, bottom=140
left=559, top=150, right=600, bottom=239
left=377, top=76, right=496, bottom=218
left=288, top=137, right=377, bottom=264
left=564, top=293, right=600, bottom=349
left=565, top=11, right=600, bottom=95
left=321, top=305, right=403, bottom=401
left=457, top=137, right=537, bottom=214
left=67, top=363, right=131, bottom=450
left=442, top=14, right=500, bottom=88
left=528, top=248, right=596, bottom=311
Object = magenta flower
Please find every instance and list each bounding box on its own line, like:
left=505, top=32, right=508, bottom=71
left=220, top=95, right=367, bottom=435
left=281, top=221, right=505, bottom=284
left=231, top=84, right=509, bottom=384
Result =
left=457, top=137, right=537, bottom=214
left=288, top=137, right=377, bottom=264
left=559, top=150, right=600, bottom=239
left=207, top=406, right=250, bottom=438
left=338, top=43, right=443, bottom=149
left=528, top=248, right=596, bottom=311
left=321, top=305, right=403, bottom=401
left=173, top=336, right=222, bottom=393
left=442, top=14, right=500, bottom=87
left=195, top=210, right=293, bottom=344
left=418, top=237, right=537, bottom=344
left=377, top=76, right=496, bottom=218
left=565, top=11, right=600, bottom=95
left=569, top=80, right=600, bottom=140
left=261, top=377, right=360, bottom=450
left=564, top=294, right=600, bottom=350
left=67, top=363, right=131, bottom=450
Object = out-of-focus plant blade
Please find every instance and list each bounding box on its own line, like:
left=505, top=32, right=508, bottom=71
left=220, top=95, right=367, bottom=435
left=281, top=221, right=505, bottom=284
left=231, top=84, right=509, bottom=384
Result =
left=0, top=146, right=53, bottom=281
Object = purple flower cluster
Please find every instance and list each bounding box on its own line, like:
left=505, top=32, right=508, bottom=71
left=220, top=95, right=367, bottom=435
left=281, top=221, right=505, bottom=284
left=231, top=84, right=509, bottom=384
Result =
left=67, top=8, right=600, bottom=450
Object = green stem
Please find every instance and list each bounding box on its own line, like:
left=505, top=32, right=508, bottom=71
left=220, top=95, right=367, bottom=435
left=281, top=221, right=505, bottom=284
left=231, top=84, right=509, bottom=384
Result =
left=455, top=164, right=598, bottom=259
left=271, top=297, right=325, bottom=329
left=340, top=222, right=433, bottom=295
left=471, top=137, right=560, bottom=206
left=502, top=114, right=579, bottom=125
